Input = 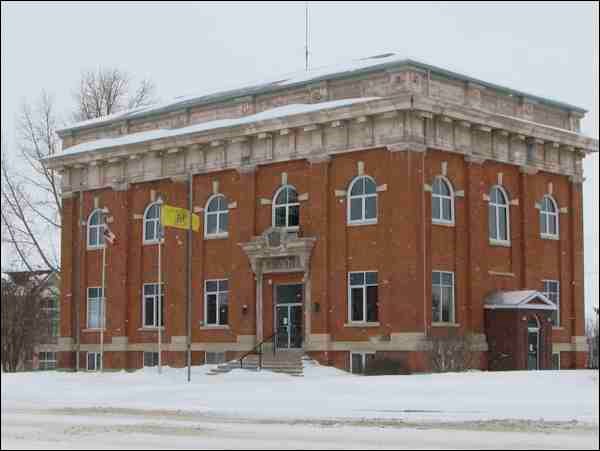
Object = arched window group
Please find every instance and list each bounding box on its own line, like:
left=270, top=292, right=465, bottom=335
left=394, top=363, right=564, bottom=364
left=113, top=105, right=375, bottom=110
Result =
left=348, top=176, right=378, bottom=225
left=432, top=176, right=455, bottom=224
left=489, top=185, right=510, bottom=244
left=87, top=209, right=105, bottom=249
left=540, top=195, right=559, bottom=238
left=273, top=185, right=299, bottom=229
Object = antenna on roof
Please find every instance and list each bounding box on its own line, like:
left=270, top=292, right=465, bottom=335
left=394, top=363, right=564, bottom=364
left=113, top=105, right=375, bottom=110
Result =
left=305, top=2, right=310, bottom=71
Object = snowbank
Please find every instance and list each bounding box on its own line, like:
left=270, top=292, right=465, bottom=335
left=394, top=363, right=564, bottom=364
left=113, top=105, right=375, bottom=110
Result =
left=2, top=363, right=598, bottom=425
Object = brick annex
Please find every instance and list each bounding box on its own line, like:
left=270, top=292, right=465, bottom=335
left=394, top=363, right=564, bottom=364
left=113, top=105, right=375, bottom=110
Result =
left=46, top=54, right=598, bottom=373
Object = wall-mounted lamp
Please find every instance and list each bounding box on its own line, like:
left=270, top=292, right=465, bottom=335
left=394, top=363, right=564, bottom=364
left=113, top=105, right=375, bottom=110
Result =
left=242, top=305, right=249, bottom=315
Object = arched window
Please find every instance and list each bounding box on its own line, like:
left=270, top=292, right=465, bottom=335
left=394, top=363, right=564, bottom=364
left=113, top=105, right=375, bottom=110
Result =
left=205, top=194, right=229, bottom=237
left=540, top=195, right=559, bottom=239
left=87, top=209, right=105, bottom=249
left=348, top=176, right=378, bottom=225
left=143, top=202, right=163, bottom=244
left=489, top=186, right=510, bottom=244
left=273, top=185, right=299, bottom=229
left=432, top=176, right=455, bottom=224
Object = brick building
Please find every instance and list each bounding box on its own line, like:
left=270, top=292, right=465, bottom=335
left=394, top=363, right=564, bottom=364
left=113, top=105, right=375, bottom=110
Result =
left=46, top=55, right=598, bottom=373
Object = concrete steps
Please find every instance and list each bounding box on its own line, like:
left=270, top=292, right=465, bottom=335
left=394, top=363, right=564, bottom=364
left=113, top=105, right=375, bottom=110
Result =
left=208, top=351, right=305, bottom=377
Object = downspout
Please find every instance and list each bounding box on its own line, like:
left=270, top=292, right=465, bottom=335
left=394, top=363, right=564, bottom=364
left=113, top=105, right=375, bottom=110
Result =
left=76, top=185, right=83, bottom=371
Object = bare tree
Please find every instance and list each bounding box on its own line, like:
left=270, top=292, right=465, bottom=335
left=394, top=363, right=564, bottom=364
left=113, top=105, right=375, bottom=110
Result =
left=428, top=334, right=478, bottom=373
left=73, top=68, right=156, bottom=122
left=2, top=69, right=157, bottom=274
left=1, top=93, right=62, bottom=274
left=1, top=273, right=52, bottom=373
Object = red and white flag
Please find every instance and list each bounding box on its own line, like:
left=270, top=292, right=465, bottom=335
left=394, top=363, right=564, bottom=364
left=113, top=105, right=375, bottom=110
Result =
left=103, top=226, right=117, bottom=245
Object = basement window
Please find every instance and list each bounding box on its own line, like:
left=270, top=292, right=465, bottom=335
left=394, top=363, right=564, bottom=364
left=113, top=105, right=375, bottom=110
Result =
left=350, top=352, right=375, bottom=375
left=143, top=352, right=159, bottom=368
left=206, top=352, right=226, bottom=365
left=87, top=352, right=101, bottom=372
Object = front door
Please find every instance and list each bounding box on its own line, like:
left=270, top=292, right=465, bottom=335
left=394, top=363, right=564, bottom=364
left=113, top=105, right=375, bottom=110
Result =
left=275, top=285, right=303, bottom=349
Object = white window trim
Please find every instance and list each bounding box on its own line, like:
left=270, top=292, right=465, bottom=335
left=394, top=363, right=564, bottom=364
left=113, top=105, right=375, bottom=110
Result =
left=432, top=271, right=456, bottom=324
left=143, top=202, right=163, bottom=245
left=142, top=283, right=164, bottom=329
left=348, top=271, right=379, bottom=325
left=38, top=352, right=57, bottom=370
left=540, top=195, right=560, bottom=240
left=272, top=185, right=300, bottom=230
left=350, top=351, right=375, bottom=375
left=204, top=194, right=230, bottom=239
left=204, top=279, right=229, bottom=327
left=87, top=209, right=105, bottom=250
left=347, top=176, right=379, bottom=226
left=543, top=279, right=561, bottom=327
left=432, top=176, right=455, bottom=226
left=86, top=287, right=104, bottom=330
left=489, top=185, right=511, bottom=246
left=87, top=352, right=101, bottom=372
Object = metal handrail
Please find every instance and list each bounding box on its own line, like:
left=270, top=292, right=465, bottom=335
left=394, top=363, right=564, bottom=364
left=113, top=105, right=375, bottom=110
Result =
left=240, top=333, right=277, bottom=371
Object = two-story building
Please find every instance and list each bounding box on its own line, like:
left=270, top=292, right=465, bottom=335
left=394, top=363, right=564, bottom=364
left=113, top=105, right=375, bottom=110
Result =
left=46, top=54, right=598, bottom=373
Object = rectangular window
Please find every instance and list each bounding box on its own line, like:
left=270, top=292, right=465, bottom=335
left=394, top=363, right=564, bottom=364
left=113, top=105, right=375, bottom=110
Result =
left=432, top=271, right=455, bottom=324
left=543, top=280, right=560, bottom=327
left=552, top=353, right=561, bottom=371
left=43, top=296, right=60, bottom=337
left=205, top=280, right=229, bottom=326
left=143, top=352, right=159, bottom=368
left=38, top=352, right=57, bottom=371
left=143, top=284, right=164, bottom=328
left=87, top=352, right=101, bottom=371
left=350, top=352, right=375, bottom=375
left=348, top=272, right=378, bottom=323
left=87, top=288, right=104, bottom=330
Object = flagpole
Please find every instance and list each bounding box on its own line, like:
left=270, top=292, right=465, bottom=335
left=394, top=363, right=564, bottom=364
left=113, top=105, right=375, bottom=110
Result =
left=187, top=173, right=193, bottom=383
left=100, top=208, right=108, bottom=373
left=157, top=198, right=164, bottom=375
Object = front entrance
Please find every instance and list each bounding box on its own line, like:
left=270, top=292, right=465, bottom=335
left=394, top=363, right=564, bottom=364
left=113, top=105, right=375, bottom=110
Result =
left=527, top=318, right=540, bottom=371
left=275, top=285, right=303, bottom=349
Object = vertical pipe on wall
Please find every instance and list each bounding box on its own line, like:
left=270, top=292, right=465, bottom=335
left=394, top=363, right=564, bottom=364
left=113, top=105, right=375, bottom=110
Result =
left=187, top=172, right=193, bottom=383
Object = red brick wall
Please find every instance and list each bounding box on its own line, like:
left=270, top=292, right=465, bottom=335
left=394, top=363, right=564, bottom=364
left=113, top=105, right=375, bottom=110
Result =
left=58, top=147, right=587, bottom=372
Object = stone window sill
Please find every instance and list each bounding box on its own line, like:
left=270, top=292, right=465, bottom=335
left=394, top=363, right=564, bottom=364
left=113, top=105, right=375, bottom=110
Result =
left=344, top=322, right=381, bottom=328
left=489, top=240, right=512, bottom=248
left=432, top=323, right=460, bottom=328
left=541, top=234, right=560, bottom=241
left=82, top=328, right=106, bottom=333
left=200, top=325, right=230, bottom=330
left=347, top=221, right=378, bottom=228
left=138, top=327, right=165, bottom=332
left=432, top=220, right=455, bottom=228
left=204, top=234, right=229, bottom=241
left=552, top=327, right=565, bottom=331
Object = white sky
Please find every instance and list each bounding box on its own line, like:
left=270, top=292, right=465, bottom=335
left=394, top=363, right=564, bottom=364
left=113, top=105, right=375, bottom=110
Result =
left=1, top=1, right=598, bottom=315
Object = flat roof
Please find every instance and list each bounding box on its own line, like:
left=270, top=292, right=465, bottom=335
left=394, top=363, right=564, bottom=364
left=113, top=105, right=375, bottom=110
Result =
left=57, top=54, right=587, bottom=136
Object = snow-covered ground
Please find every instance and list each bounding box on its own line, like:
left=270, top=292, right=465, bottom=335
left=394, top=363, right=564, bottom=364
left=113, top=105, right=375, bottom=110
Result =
left=2, top=363, right=599, bottom=449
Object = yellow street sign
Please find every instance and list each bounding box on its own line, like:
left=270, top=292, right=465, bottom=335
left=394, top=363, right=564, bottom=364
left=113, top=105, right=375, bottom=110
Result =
left=161, top=205, right=201, bottom=232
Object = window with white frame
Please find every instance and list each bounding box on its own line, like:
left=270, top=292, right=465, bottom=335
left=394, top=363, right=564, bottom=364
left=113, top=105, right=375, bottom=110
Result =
left=87, top=287, right=104, bottom=330
left=348, top=176, right=378, bottom=225
left=143, top=352, right=159, bottom=367
left=143, top=283, right=164, bottom=328
left=205, top=280, right=229, bottom=326
left=432, top=176, right=455, bottom=224
left=350, top=352, right=375, bottom=375
left=348, top=272, right=378, bottom=323
left=87, top=209, right=105, bottom=249
left=432, top=271, right=455, bottom=324
left=273, top=185, right=299, bottom=229
left=489, top=186, right=510, bottom=244
left=543, top=280, right=560, bottom=327
left=87, top=352, right=101, bottom=371
left=540, top=195, right=559, bottom=239
left=38, top=352, right=57, bottom=371
left=205, top=194, right=229, bottom=237
left=143, top=202, right=163, bottom=244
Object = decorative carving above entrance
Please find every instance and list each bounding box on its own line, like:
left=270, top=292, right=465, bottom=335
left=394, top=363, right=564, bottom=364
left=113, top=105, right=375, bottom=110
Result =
left=240, top=227, right=316, bottom=275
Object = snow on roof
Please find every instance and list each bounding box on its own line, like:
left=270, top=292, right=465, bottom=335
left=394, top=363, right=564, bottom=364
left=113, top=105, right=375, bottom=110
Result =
left=59, top=98, right=379, bottom=158
left=57, top=53, right=587, bottom=135
left=484, top=291, right=556, bottom=311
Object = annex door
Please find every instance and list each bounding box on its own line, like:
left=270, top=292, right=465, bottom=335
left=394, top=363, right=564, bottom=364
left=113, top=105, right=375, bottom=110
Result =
left=527, top=318, right=540, bottom=371
left=275, top=285, right=303, bottom=349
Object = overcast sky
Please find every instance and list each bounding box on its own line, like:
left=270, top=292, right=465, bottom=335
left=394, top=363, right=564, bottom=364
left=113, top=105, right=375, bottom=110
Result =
left=1, top=1, right=598, bottom=314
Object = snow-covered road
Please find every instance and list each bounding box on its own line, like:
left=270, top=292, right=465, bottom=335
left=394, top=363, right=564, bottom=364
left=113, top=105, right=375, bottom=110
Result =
left=2, top=365, right=599, bottom=449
